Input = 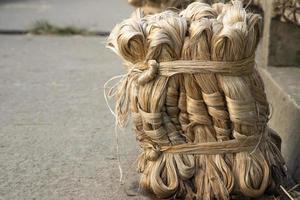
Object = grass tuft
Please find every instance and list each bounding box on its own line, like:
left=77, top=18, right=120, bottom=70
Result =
left=29, top=20, right=94, bottom=36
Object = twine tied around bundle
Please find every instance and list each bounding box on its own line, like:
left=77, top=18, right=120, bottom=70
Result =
left=105, top=56, right=255, bottom=128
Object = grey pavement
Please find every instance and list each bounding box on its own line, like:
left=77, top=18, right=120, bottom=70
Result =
left=0, top=35, right=146, bottom=200
left=0, top=0, right=133, bottom=31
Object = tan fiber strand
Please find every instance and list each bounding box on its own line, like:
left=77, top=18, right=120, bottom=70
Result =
left=106, top=1, right=286, bottom=199
left=161, top=133, right=267, bottom=154
left=123, top=56, right=255, bottom=76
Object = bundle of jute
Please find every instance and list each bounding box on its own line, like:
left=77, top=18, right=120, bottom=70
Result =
left=106, top=1, right=286, bottom=199
left=127, top=0, right=264, bottom=15
left=128, top=0, right=196, bottom=14
left=274, top=0, right=300, bottom=26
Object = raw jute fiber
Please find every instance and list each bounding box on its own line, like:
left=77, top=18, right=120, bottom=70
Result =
left=128, top=0, right=196, bottom=14
left=106, top=1, right=286, bottom=199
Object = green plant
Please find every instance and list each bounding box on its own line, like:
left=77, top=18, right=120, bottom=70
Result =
left=29, top=20, right=92, bottom=35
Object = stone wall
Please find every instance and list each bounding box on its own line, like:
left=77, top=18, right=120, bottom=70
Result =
left=256, top=0, right=300, bottom=183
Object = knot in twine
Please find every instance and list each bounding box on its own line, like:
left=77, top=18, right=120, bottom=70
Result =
left=138, top=59, right=159, bottom=85
left=103, top=59, right=162, bottom=183
left=104, top=59, right=161, bottom=128
left=143, top=143, right=161, bottom=161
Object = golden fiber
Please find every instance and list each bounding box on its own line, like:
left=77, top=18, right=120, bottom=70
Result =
left=107, top=1, right=286, bottom=199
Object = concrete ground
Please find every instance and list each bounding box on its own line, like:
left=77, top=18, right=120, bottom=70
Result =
left=0, top=35, right=146, bottom=200
left=0, top=0, right=133, bottom=31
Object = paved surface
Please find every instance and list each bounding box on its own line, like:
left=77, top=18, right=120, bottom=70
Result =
left=0, top=35, right=145, bottom=200
left=0, top=0, right=133, bottom=31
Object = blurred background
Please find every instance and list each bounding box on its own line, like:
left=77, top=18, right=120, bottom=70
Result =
left=0, top=0, right=299, bottom=199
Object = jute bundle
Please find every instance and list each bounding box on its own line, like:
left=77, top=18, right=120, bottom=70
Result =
left=106, top=1, right=286, bottom=199
left=128, top=0, right=196, bottom=14
left=274, top=0, right=300, bottom=25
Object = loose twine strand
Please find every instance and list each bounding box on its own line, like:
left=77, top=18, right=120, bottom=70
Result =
left=104, top=75, right=124, bottom=183
left=104, top=67, right=147, bottom=183
left=105, top=1, right=286, bottom=199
